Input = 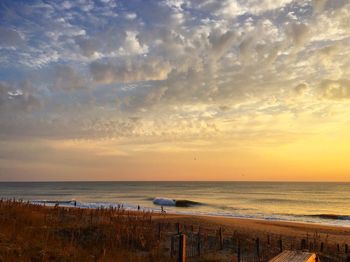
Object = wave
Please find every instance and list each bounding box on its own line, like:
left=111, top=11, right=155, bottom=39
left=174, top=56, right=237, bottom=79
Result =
left=21, top=199, right=350, bottom=226
left=278, top=212, right=350, bottom=221
left=32, top=200, right=76, bottom=205
left=305, top=214, right=350, bottom=220
left=176, top=200, right=203, bottom=207
left=256, top=198, right=311, bottom=204
left=152, top=197, right=203, bottom=207
left=31, top=200, right=139, bottom=210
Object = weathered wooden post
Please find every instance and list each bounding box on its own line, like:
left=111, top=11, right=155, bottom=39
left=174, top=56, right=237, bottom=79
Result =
left=237, top=240, right=241, bottom=262
left=301, top=239, right=306, bottom=250
left=158, top=223, right=161, bottom=240
left=170, top=235, right=175, bottom=258
left=345, top=244, right=349, bottom=253
left=255, top=237, right=260, bottom=257
left=337, top=243, right=340, bottom=252
left=320, top=242, right=324, bottom=252
left=232, top=234, right=235, bottom=252
left=178, top=234, right=186, bottom=262
left=279, top=238, right=283, bottom=253
left=176, top=223, right=180, bottom=234
left=197, top=230, right=201, bottom=256
left=309, top=242, right=313, bottom=251
left=219, top=227, right=223, bottom=250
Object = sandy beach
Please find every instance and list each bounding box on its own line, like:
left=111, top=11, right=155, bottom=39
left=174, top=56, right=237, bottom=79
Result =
left=155, top=213, right=350, bottom=243
left=0, top=200, right=349, bottom=261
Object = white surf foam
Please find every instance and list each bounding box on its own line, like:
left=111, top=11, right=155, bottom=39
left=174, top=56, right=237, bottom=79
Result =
left=152, top=197, right=176, bottom=206
left=28, top=199, right=350, bottom=227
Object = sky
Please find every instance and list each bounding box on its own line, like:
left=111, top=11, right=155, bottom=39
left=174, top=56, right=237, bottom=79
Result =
left=0, top=0, right=350, bottom=181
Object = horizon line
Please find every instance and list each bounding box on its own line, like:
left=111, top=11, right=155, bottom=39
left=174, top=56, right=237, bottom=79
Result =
left=1, top=180, right=350, bottom=183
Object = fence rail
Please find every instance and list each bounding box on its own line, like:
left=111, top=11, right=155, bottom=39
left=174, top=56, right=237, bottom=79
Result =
left=155, top=222, right=350, bottom=262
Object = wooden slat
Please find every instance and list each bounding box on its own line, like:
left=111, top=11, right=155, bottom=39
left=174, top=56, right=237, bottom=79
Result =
left=269, top=250, right=317, bottom=262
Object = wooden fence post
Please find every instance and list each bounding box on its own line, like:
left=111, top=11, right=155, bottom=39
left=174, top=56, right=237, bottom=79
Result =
left=170, top=236, right=174, bottom=257
left=176, top=223, right=180, bottom=234
left=301, top=239, right=306, bottom=250
left=158, top=223, right=161, bottom=240
left=237, top=240, right=241, bottom=262
left=178, top=234, right=186, bottom=262
left=219, top=227, right=223, bottom=250
left=232, top=234, right=235, bottom=252
left=197, top=232, right=201, bottom=256
left=279, top=238, right=283, bottom=253
left=255, top=238, right=260, bottom=257
left=309, top=242, right=313, bottom=251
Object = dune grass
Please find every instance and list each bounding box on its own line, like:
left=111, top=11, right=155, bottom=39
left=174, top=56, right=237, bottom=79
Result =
left=0, top=199, right=169, bottom=261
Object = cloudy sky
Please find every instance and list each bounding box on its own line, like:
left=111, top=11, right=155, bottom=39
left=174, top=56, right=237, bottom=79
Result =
left=1, top=0, right=350, bottom=181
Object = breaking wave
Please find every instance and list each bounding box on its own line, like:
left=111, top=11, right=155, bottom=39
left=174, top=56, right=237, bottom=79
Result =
left=152, top=197, right=203, bottom=207
left=305, top=214, right=350, bottom=220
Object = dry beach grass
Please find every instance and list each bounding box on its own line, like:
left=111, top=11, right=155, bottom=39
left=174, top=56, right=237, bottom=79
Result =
left=0, top=199, right=349, bottom=261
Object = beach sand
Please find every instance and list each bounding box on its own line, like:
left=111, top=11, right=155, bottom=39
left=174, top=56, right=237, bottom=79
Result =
left=155, top=213, right=350, bottom=261
left=156, top=213, right=350, bottom=243
left=0, top=200, right=349, bottom=261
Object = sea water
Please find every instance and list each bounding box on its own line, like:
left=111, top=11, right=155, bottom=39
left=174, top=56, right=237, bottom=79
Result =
left=0, top=181, right=349, bottom=226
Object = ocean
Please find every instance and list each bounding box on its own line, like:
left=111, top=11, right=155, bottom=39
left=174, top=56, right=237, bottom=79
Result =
left=0, top=181, right=349, bottom=226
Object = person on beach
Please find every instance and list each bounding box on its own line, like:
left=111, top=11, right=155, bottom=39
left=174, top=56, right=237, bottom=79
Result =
left=137, top=205, right=140, bottom=211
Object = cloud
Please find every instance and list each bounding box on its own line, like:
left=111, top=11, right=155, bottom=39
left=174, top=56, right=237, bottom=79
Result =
left=320, top=79, right=350, bottom=99
left=0, top=27, right=23, bottom=47
left=209, top=30, right=236, bottom=61
left=75, top=37, right=100, bottom=58
left=316, top=44, right=340, bottom=66
left=53, top=65, right=87, bottom=90
left=312, top=0, right=328, bottom=14
left=123, top=31, right=148, bottom=55
left=90, top=58, right=172, bottom=84
left=285, top=22, right=310, bottom=48
left=0, top=0, right=349, bottom=146
left=200, top=0, right=295, bottom=17
left=294, top=83, right=309, bottom=95
left=0, top=81, right=41, bottom=112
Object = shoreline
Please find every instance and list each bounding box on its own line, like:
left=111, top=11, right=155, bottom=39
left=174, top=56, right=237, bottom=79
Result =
left=158, top=210, right=350, bottom=229
left=162, top=210, right=350, bottom=230
left=30, top=200, right=350, bottom=243
left=29, top=199, right=350, bottom=229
